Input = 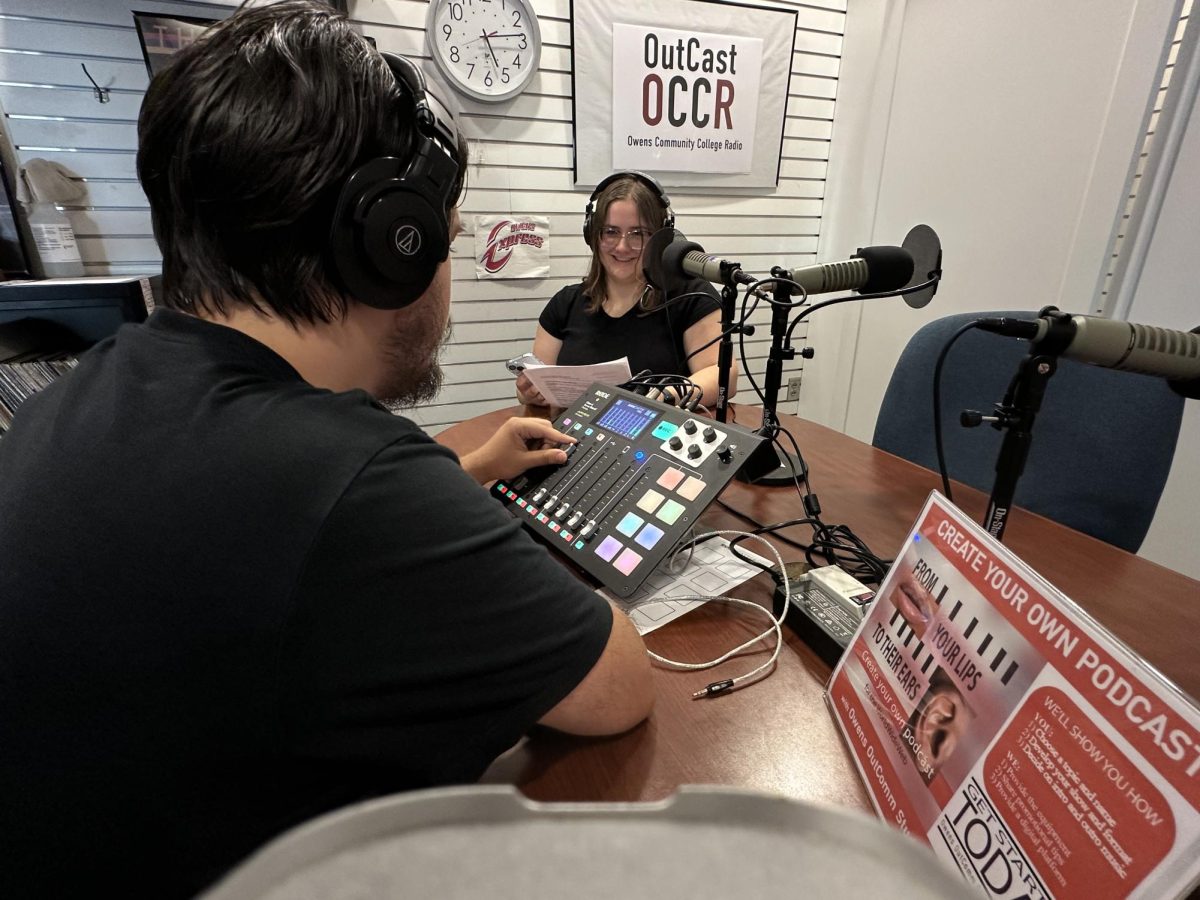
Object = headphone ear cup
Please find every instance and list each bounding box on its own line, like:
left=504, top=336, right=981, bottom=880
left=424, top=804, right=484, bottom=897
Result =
left=329, top=158, right=448, bottom=310
left=582, top=200, right=594, bottom=248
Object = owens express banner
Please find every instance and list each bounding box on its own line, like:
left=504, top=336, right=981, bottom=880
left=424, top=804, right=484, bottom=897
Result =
left=828, top=493, right=1200, bottom=899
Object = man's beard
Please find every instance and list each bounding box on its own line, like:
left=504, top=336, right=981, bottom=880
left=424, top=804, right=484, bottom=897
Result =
left=379, top=315, right=451, bottom=408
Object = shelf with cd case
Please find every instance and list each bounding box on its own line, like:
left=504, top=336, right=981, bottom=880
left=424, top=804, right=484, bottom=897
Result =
left=0, top=275, right=159, bottom=434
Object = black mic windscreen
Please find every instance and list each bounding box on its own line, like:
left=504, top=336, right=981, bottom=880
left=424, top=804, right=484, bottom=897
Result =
left=641, top=227, right=681, bottom=292
left=900, top=224, right=942, bottom=309
left=661, top=237, right=705, bottom=290
left=854, top=245, right=915, bottom=293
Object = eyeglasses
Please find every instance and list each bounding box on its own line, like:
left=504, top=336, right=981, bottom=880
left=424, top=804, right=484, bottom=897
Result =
left=598, top=226, right=651, bottom=250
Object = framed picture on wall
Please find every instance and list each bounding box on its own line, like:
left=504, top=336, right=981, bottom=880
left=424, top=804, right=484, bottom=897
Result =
left=570, top=0, right=797, bottom=189
left=132, top=12, right=219, bottom=78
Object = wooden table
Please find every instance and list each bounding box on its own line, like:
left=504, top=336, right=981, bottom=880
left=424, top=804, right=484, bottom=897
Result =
left=438, top=405, right=1200, bottom=812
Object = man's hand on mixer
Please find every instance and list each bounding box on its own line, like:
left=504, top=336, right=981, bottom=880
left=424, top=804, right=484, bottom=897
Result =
left=459, top=417, right=576, bottom=485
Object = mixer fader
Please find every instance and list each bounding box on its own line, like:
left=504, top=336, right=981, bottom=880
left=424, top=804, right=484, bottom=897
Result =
left=491, top=384, right=768, bottom=597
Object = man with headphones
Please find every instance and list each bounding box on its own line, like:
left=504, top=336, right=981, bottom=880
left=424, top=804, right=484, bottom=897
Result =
left=0, top=3, right=651, bottom=896
left=515, top=171, right=736, bottom=409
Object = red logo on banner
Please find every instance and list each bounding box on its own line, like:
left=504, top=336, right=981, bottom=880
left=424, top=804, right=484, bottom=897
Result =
left=480, top=220, right=515, bottom=273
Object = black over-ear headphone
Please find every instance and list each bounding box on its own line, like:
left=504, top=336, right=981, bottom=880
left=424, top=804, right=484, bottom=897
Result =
left=582, top=170, right=674, bottom=247
left=329, top=52, right=461, bottom=310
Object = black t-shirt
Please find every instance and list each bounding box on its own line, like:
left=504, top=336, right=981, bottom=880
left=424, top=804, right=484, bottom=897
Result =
left=0, top=310, right=612, bottom=898
left=539, top=278, right=720, bottom=376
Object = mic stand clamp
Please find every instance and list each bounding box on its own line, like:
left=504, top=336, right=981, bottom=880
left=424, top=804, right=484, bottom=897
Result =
left=962, top=352, right=1058, bottom=542
left=712, top=261, right=745, bottom=426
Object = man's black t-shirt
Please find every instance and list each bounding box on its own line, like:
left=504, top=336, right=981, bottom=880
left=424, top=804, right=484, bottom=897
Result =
left=539, top=278, right=720, bottom=376
left=0, top=310, right=612, bottom=897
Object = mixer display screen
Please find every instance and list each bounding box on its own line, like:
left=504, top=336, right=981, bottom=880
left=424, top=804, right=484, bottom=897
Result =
left=595, top=398, right=657, bottom=440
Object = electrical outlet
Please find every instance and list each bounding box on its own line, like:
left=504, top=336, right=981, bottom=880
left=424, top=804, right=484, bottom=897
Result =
left=786, top=376, right=802, bottom=401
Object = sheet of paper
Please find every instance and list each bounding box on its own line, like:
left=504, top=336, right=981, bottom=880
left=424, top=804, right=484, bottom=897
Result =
left=521, top=357, right=632, bottom=408
left=602, top=537, right=772, bottom=635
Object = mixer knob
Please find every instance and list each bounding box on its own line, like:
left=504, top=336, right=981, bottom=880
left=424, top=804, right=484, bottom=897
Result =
left=687, top=444, right=702, bottom=460
left=702, top=426, right=717, bottom=443
left=683, top=420, right=698, bottom=435
left=669, top=436, right=683, bottom=451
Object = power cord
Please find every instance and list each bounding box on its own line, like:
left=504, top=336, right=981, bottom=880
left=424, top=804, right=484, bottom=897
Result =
left=625, top=530, right=790, bottom=698
left=722, top=410, right=892, bottom=586
left=619, top=371, right=704, bottom=410
left=932, top=320, right=984, bottom=503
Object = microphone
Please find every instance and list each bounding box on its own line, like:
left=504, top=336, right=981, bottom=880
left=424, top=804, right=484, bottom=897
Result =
left=642, top=227, right=758, bottom=292
left=976, top=311, right=1200, bottom=399
left=664, top=240, right=758, bottom=287
left=643, top=227, right=923, bottom=300
left=779, top=245, right=914, bottom=297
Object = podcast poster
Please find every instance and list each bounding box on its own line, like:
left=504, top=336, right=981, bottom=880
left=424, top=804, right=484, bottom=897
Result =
left=611, top=23, right=762, bottom=174
left=827, top=493, right=1200, bottom=899
left=473, top=215, right=550, bottom=280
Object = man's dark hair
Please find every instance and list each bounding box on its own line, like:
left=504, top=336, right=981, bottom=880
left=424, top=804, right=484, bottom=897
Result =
left=137, top=0, right=465, bottom=325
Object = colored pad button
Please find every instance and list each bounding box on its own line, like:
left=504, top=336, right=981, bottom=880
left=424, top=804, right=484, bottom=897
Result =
left=656, top=499, right=686, bottom=525
left=635, top=524, right=665, bottom=549
left=613, top=548, right=643, bottom=576
left=595, top=536, right=622, bottom=562
left=677, top=476, right=705, bottom=501
left=652, top=421, right=678, bottom=440
left=656, top=468, right=686, bottom=491
left=636, top=489, right=666, bottom=513
left=616, top=512, right=644, bottom=537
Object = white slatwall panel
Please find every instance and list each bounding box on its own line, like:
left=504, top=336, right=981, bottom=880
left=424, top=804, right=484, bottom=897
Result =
left=0, top=0, right=845, bottom=434
left=1096, top=0, right=1192, bottom=316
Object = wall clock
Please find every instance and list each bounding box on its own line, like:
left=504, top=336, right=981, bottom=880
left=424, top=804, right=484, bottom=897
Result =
left=425, top=0, right=542, bottom=103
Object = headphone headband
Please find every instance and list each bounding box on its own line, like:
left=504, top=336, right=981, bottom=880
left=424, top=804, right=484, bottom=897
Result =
left=583, top=170, right=674, bottom=247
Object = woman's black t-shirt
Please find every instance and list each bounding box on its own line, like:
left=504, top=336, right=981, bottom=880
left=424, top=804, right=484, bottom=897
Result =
left=538, top=278, right=720, bottom=376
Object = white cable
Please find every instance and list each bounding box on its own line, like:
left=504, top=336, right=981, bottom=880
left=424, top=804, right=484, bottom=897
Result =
left=624, top=529, right=790, bottom=698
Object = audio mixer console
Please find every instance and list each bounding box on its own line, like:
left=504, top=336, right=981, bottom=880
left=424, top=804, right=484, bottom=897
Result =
left=491, top=384, right=768, bottom=597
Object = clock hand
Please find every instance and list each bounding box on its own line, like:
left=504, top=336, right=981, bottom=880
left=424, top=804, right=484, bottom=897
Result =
left=481, top=29, right=500, bottom=68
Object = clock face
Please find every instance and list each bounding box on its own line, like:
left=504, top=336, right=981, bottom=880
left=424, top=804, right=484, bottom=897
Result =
left=425, top=0, right=541, bottom=103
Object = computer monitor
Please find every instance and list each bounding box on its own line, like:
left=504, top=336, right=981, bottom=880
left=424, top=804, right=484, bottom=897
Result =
left=132, top=11, right=218, bottom=78
left=0, top=157, right=33, bottom=280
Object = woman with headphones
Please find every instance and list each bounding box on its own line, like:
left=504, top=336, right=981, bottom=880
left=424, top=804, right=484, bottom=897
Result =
left=515, top=172, right=736, bottom=408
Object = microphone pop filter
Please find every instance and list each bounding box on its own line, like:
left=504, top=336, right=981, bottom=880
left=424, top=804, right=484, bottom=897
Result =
left=900, top=224, right=942, bottom=309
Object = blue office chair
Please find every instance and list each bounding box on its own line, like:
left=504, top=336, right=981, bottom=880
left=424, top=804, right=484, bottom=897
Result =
left=871, top=310, right=1185, bottom=552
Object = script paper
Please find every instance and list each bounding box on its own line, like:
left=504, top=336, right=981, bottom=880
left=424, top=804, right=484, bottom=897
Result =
left=827, top=492, right=1200, bottom=899
left=522, top=358, right=632, bottom=408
